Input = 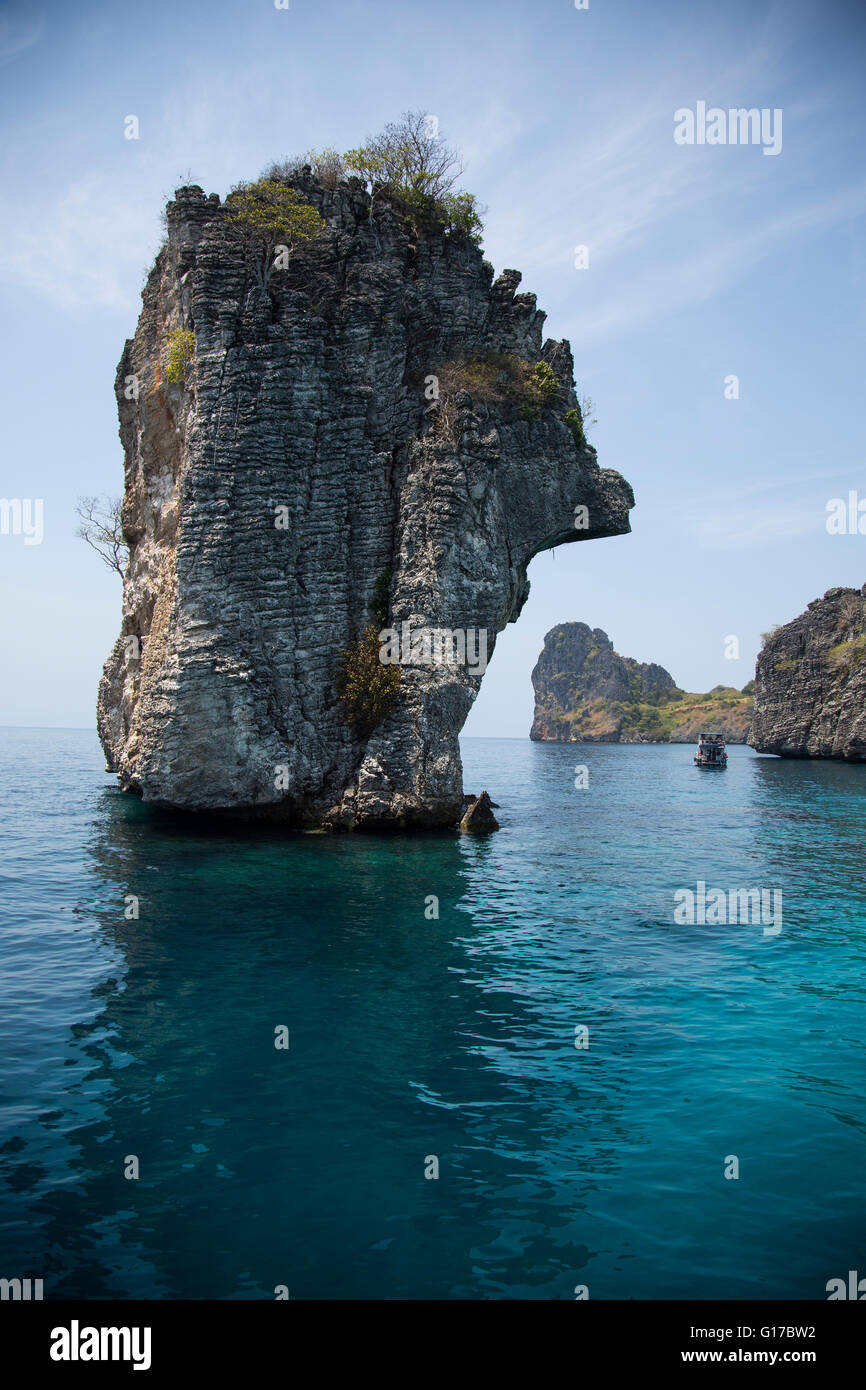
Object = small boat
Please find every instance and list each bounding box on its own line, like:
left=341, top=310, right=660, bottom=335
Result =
left=694, top=731, right=728, bottom=768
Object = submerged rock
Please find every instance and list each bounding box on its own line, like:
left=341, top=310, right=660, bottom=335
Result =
left=459, top=791, right=500, bottom=833
left=98, top=176, right=633, bottom=827
left=749, top=585, right=866, bottom=760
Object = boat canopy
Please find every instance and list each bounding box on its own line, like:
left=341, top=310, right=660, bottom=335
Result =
left=698, top=732, right=725, bottom=739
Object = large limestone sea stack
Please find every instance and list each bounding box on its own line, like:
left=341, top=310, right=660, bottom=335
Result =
left=98, top=170, right=633, bottom=827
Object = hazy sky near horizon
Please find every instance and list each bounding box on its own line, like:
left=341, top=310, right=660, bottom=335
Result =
left=0, top=0, right=864, bottom=733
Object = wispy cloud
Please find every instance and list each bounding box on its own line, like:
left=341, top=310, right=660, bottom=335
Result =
left=0, top=173, right=159, bottom=311
left=0, top=7, right=44, bottom=68
left=570, top=179, right=866, bottom=341
left=0, top=62, right=287, bottom=312
left=683, top=498, right=822, bottom=552
left=473, top=4, right=863, bottom=344
left=479, top=3, right=809, bottom=268
left=669, top=483, right=827, bottom=551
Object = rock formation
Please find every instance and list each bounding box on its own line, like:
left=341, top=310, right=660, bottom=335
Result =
left=749, top=585, right=866, bottom=760
left=530, top=622, right=753, bottom=742
left=459, top=790, right=500, bottom=833
left=98, top=175, right=633, bottom=827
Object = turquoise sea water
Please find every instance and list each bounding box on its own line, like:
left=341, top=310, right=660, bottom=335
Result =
left=1, top=726, right=864, bottom=1300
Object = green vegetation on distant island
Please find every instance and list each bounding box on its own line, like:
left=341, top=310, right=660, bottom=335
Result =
left=554, top=685, right=754, bottom=743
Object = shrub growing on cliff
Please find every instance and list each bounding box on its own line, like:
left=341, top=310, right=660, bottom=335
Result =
left=826, top=634, right=866, bottom=671
left=434, top=352, right=520, bottom=404
left=165, top=329, right=195, bottom=385
left=368, top=566, right=393, bottom=627
left=345, top=110, right=462, bottom=198
left=344, top=111, right=484, bottom=243
left=580, top=395, right=597, bottom=431
left=337, top=625, right=401, bottom=736
left=437, top=191, right=483, bottom=240
left=531, top=361, right=559, bottom=402
left=836, top=592, right=865, bottom=640
left=520, top=362, right=560, bottom=419
left=75, top=495, right=128, bottom=577
left=265, top=147, right=345, bottom=189
left=394, top=186, right=483, bottom=241
left=226, top=178, right=326, bottom=286
left=432, top=352, right=560, bottom=423
left=565, top=397, right=596, bottom=449
left=564, top=409, right=586, bottom=448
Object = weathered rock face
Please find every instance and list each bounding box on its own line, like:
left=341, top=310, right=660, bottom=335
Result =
left=530, top=624, right=675, bottom=741
left=459, top=790, right=499, bottom=834
left=749, top=585, right=866, bottom=760
left=98, top=177, right=633, bottom=827
left=530, top=623, right=752, bottom=742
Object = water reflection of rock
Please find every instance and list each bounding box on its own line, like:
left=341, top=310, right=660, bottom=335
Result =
left=14, top=790, right=625, bottom=1298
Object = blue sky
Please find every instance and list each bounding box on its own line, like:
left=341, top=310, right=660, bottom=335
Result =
left=0, top=0, right=864, bottom=734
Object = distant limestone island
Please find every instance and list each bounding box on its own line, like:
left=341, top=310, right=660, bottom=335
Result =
left=530, top=623, right=753, bottom=744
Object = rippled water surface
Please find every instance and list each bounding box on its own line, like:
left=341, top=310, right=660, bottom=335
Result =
left=1, top=727, right=865, bottom=1299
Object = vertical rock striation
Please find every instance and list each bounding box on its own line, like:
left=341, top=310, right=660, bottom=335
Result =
left=749, top=585, right=866, bottom=760
left=531, top=623, right=676, bottom=741
left=98, top=176, right=634, bottom=826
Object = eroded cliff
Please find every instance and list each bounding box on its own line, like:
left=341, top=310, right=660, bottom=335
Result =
left=98, top=175, right=633, bottom=826
left=749, top=585, right=866, bottom=760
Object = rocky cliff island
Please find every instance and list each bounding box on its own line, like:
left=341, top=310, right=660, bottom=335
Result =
left=530, top=623, right=753, bottom=743
left=98, top=126, right=633, bottom=828
left=749, top=585, right=866, bottom=760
